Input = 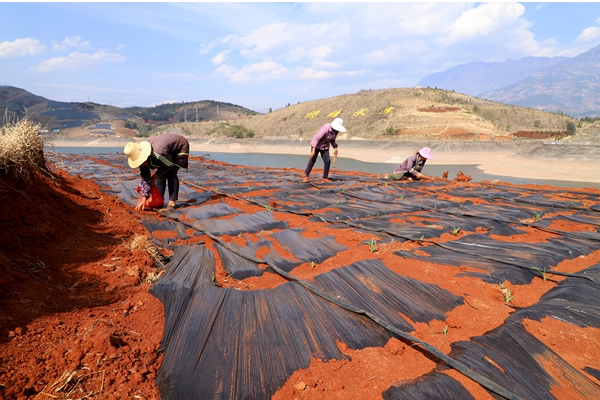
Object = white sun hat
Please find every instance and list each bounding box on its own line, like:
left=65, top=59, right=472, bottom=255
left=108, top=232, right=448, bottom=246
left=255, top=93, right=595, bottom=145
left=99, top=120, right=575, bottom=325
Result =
left=124, top=141, right=151, bottom=168
left=331, top=118, right=346, bottom=133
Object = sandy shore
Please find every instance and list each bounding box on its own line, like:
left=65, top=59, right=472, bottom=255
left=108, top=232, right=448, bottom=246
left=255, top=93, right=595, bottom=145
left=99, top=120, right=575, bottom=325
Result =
left=48, top=136, right=600, bottom=185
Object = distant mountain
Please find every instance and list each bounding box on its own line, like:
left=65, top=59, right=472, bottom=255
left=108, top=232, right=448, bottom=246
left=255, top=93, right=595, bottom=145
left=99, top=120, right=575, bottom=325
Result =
left=417, top=56, right=569, bottom=97
left=481, top=44, right=600, bottom=117
left=0, top=86, right=48, bottom=114
left=0, top=85, right=260, bottom=129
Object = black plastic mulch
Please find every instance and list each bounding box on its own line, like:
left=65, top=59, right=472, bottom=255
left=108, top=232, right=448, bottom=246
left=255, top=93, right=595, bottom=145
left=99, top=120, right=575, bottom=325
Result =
left=50, top=153, right=600, bottom=399
left=389, top=263, right=600, bottom=399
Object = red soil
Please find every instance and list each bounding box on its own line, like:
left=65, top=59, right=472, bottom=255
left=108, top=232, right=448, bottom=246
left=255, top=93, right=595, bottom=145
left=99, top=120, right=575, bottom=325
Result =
left=1, top=159, right=599, bottom=399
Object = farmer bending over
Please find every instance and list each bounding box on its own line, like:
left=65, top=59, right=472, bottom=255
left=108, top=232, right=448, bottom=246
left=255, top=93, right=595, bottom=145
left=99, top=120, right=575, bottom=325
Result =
left=388, top=147, right=433, bottom=181
left=303, top=118, right=346, bottom=183
left=124, top=133, right=189, bottom=210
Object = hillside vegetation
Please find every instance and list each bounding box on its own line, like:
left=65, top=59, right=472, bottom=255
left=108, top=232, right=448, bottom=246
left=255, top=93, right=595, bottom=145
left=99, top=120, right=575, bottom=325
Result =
left=148, top=87, right=582, bottom=142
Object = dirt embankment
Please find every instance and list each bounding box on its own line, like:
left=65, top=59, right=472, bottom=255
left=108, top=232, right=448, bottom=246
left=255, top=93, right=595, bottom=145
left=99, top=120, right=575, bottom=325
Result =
left=0, top=170, right=165, bottom=399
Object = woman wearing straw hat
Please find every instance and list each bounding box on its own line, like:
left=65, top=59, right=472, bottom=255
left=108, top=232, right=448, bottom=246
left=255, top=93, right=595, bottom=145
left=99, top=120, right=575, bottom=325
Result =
left=303, top=118, right=346, bottom=183
left=388, top=147, right=433, bottom=181
left=124, top=133, right=189, bottom=210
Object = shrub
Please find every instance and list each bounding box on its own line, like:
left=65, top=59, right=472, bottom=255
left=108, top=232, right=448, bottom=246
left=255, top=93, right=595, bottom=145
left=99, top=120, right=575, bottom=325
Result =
left=0, top=118, right=48, bottom=183
left=208, top=123, right=255, bottom=138
left=383, top=125, right=397, bottom=136
left=566, top=121, right=576, bottom=136
left=136, top=124, right=152, bottom=137
left=124, top=119, right=138, bottom=130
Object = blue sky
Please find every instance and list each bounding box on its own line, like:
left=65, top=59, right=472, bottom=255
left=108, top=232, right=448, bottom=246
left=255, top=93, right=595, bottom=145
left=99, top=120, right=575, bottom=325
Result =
left=1, top=2, right=600, bottom=112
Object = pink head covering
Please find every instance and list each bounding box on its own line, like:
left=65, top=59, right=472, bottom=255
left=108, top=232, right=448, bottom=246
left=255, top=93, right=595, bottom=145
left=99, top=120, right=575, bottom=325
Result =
left=418, top=147, right=433, bottom=160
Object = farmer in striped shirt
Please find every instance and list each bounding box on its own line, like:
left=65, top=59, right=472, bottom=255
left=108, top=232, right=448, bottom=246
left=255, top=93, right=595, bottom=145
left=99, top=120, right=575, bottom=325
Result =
left=124, top=133, right=189, bottom=210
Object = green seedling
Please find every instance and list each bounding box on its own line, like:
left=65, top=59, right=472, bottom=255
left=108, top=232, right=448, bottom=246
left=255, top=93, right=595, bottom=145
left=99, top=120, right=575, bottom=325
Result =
left=211, top=276, right=216, bottom=282
left=310, top=261, right=316, bottom=268
left=452, top=227, right=461, bottom=236
left=417, top=235, right=425, bottom=243
left=399, top=195, right=404, bottom=200
left=443, top=325, right=449, bottom=336
left=533, top=211, right=543, bottom=220
left=213, top=187, right=219, bottom=192
left=364, top=238, right=378, bottom=253
left=341, top=188, right=346, bottom=193
left=247, top=186, right=252, bottom=189
left=459, top=203, right=463, bottom=208
left=532, top=267, right=548, bottom=281
left=498, top=284, right=515, bottom=304
left=238, top=232, right=243, bottom=237
left=265, top=205, right=272, bottom=211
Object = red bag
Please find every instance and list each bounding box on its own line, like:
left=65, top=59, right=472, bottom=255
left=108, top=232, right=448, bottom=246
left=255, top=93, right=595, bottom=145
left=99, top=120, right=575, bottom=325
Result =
left=136, top=185, right=165, bottom=208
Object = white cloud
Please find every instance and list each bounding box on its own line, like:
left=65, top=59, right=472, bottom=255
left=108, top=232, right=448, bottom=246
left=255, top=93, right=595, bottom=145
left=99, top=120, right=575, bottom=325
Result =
left=299, top=68, right=331, bottom=80
left=149, top=72, right=198, bottom=80
left=215, top=61, right=287, bottom=83
left=220, top=21, right=349, bottom=64
left=211, top=50, right=229, bottom=65
left=575, top=26, right=600, bottom=42
left=52, top=36, right=90, bottom=51
left=215, top=64, right=249, bottom=82
left=115, top=44, right=127, bottom=51
left=448, top=2, right=526, bottom=42
left=0, top=38, right=45, bottom=58
left=28, top=51, right=126, bottom=73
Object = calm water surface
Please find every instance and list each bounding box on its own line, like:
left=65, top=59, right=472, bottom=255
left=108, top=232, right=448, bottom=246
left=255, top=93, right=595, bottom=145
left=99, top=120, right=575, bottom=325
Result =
left=48, top=146, right=600, bottom=190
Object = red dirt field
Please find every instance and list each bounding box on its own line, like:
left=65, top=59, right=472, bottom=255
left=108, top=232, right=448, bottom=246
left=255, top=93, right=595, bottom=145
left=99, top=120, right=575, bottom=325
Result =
left=1, top=158, right=600, bottom=399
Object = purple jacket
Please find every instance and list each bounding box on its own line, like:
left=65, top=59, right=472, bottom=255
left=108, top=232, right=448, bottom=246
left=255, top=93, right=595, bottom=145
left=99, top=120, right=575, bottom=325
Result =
left=310, top=123, right=338, bottom=150
left=393, top=153, right=426, bottom=178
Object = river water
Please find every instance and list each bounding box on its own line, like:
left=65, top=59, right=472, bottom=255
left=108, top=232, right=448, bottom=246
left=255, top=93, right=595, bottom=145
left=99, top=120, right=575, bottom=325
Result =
left=48, top=146, right=600, bottom=190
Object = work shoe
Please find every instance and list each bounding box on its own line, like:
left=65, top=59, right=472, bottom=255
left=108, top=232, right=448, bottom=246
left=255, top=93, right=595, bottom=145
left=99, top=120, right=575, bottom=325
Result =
left=321, top=178, right=332, bottom=183
left=302, top=176, right=309, bottom=182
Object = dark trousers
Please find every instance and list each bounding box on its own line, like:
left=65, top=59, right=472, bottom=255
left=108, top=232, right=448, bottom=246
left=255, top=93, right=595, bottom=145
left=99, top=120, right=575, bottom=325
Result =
left=304, top=148, right=331, bottom=178
left=155, top=167, right=180, bottom=202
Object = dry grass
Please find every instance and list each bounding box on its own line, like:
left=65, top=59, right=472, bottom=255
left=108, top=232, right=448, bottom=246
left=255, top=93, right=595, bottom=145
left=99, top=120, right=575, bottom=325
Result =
left=128, top=233, right=171, bottom=269
left=0, top=118, right=48, bottom=183
left=146, top=87, right=578, bottom=141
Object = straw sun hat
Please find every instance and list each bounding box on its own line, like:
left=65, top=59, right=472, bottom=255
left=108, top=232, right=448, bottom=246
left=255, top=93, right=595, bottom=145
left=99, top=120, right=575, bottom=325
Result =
left=124, top=141, right=151, bottom=168
left=331, top=118, right=346, bottom=133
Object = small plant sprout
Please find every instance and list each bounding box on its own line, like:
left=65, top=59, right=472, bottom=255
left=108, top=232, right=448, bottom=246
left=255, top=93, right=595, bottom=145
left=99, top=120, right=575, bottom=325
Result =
left=238, top=232, right=243, bottom=237
left=532, top=267, right=548, bottom=281
left=400, top=195, right=404, bottom=200
left=213, top=186, right=219, bottom=192
left=310, top=261, right=316, bottom=268
left=265, top=205, right=272, bottom=211
left=459, top=203, right=463, bottom=208
left=443, top=325, right=449, bottom=336
left=452, top=227, right=461, bottom=236
left=416, top=235, right=425, bottom=244
left=498, top=283, right=515, bottom=304
left=534, top=211, right=543, bottom=220
left=364, top=238, right=378, bottom=253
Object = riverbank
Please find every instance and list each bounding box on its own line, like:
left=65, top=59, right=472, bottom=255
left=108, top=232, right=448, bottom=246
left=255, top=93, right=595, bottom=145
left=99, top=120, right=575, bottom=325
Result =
left=47, top=135, right=600, bottom=184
